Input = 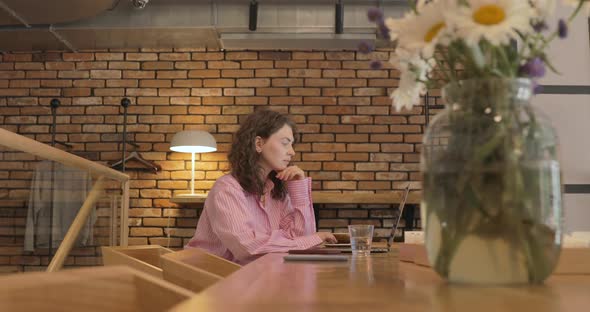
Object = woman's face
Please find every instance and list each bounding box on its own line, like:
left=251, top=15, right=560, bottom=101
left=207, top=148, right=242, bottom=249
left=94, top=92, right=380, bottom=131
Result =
left=256, top=124, right=296, bottom=173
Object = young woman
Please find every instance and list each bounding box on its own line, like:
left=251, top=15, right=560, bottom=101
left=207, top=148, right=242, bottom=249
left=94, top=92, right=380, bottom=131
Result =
left=185, top=109, right=336, bottom=264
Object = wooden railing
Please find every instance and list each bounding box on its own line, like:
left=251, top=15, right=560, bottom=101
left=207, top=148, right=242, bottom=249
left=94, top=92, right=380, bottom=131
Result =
left=0, top=128, right=130, bottom=272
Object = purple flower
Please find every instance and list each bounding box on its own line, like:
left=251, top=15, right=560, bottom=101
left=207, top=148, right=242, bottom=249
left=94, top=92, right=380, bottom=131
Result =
left=357, top=40, right=374, bottom=54
left=519, top=57, right=546, bottom=78
left=367, top=7, right=384, bottom=23
left=533, top=21, right=547, bottom=33
left=370, top=60, right=383, bottom=70
left=377, top=20, right=391, bottom=40
left=558, top=19, right=567, bottom=38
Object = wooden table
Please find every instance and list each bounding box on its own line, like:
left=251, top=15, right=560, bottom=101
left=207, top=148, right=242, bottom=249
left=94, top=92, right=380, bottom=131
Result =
left=171, top=191, right=422, bottom=205
left=172, top=251, right=590, bottom=312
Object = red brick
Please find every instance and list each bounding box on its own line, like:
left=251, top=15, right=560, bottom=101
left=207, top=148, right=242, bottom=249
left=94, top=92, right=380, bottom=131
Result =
left=371, top=153, right=403, bottom=162
left=172, top=79, right=202, bottom=88
left=224, top=52, right=257, bottom=60
left=236, top=78, right=270, bottom=87
left=157, top=70, right=187, bottom=79
left=347, top=144, right=380, bottom=152
left=323, top=70, right=355, bottom=78
left=235, top=97, right=268, bottom=105
left=304, top=97, right=336, bottom=105
left=322, top=125, right=354, bottom=133
left=302, top=153, right=334, bottom=161
left=390, top=125, right=422, bottom=133
left=259, top=52, right=291, bottom=60
left=370, top=134, right=403, bottom=143
left=309, top=61, right=341, bottom=69
left=76, top=61, right=107, bottom=70
left=290, top=88, right=320, bottom=96
left=224, top=88, right=254, bottom=96
left=188, top=69, right=220, bottom=78
left=257, top=88, right=288, bottom=96
left=357, top=125, right=389, bottom=133
left=255, top=69, right=286, bottom=77
left=381, top=144, right=414, bottom=153
left=356, top=163, right=389, bottom=171
left=191, top=88, right=222, bottom=96
left=289, top=106, right=322, bottom=115
left=0, top=89, right=28, bottom=96
left=126, top=53, right=158, bottom=61
left=63, top=53, right=94, bottom=61
left=137, top=97, right=170, bottom=105
left=175, top=61, right=206, bottom=69
left=188, top=106, right=222, bottom=115
left=318, top=219, right=349, bottom=228
left=192, top=52, right=224, bottom=60
left=3, top=53, right=32, bottom=62
left=221, top=69, right=254, bottom=78
left=30, top=71, right=59, bottom=78
left=338, top=97, right=371, bottom=106
left=106, top=79, right=137, bottom=87
left=322, top=181, right=356, bottom=190
left=376, top=172, right=408, bottom=180
left=342, top=61, right=370, bottom=69
left=222, top=106, right=253, bottom=114
left=326, top=52, right=355, bottom=60
left=45, top=62, right=75, bottom=70
left=272, top=78, right=303, bottom=87
left=242, top=60, right=273, bottom=68
left=123, top=70, right=154, bottom=79
left=202, top=97, right=234, bottom=105
left=127, top=88, right=157, bottom=96
left=109, top=61, right=140, bottom=69
left=309, top=142, right=345, bottom=153
left=354, top=88, right=386, bottom=96
left=142, top=61, right=173, bottom=70
left=337, top=79, right=367, bottom=87
left=96, top=53, right=125, bottom=60
left=292, top=52, right=324, bottom=60
left=160, top=53, right=191, bottom=61
left=170, top=97, right=201, bottom=105
left=322, top=88, right=352, bottom=96
left=342, top=172, right=374, bottom=180
left=305, top=78, right=335, bottom=87
left=275, top=60, right=307, bottom=68
left=9, top=80, right=39, bottom=88
left=208, top=61, right=240, bottom=69
left=204, top=79, right=235, bottom=87
left=357, top=70, right=389, bottom=78
left=288, top=69, right=321, bottom=78
left=140, top=79, right=171, bottom=88
left=63, top=88, right=91, bottom=97
left=159, top=88, right=190, bottom=96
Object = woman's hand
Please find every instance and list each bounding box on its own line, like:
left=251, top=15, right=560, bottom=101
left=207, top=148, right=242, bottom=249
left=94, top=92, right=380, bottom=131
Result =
left=276, top=165, right=305, bottom=181
left=316, top=232, right=337, bottom=244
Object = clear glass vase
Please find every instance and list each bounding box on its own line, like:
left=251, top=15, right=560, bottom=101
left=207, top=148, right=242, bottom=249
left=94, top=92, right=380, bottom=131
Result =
left=421, top=78, right=562, bottom=285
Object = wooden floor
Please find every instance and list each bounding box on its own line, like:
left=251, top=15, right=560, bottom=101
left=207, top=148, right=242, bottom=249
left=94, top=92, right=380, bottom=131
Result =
left=172, top=250, right=590, bottom=312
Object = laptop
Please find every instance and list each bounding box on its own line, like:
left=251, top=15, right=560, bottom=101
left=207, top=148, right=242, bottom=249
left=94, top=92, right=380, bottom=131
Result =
left=324, top=185, right=411, bottom=254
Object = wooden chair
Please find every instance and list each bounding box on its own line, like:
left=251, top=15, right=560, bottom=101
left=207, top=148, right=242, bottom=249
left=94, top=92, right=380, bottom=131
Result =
left=161, top=248, right=241, bottom=293
left=0, top=265, right=193, bottom=312
left=102, top=245, right=173, bottom=279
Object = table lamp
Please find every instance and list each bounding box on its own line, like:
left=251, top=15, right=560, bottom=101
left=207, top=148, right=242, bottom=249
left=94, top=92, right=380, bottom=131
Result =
left=170, top=130, right=217, bottom=195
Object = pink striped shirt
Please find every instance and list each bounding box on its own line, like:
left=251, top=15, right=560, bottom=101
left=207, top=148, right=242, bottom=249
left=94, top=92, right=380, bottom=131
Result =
left=185, top=174, right=323, bottom=265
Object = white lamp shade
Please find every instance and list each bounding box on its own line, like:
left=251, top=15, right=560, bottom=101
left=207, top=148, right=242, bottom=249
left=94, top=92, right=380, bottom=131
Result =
left=170, top=130, right=217, bottom=153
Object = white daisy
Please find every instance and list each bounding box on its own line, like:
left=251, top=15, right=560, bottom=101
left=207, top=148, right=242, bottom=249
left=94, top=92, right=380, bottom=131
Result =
left=445, top=0, right=535, bottom=46
left=390, top=56, right=434, bottom=111
left=531, top=0, right=556, bottom=17
left=391, top=69, right=426, bottom=111
left=385, top=0, right=449, bottom=58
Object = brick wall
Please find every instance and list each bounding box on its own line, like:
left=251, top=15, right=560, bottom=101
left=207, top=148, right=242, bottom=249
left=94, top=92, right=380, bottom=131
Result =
left=0, top=49, right=437, bottom=272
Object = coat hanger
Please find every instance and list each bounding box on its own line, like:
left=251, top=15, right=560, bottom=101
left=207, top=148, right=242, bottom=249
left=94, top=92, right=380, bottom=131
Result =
left=110, top=150, right=161, bottom=173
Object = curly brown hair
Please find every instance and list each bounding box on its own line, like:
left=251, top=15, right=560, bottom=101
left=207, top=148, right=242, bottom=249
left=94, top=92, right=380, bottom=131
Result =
left=228, top=109, right=297, bottom=200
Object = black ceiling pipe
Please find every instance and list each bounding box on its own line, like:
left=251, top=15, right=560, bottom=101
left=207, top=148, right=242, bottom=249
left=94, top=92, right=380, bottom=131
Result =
left=249, top=0, right=258, bottom=31
left=335, top=0, right=343, bottom=34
